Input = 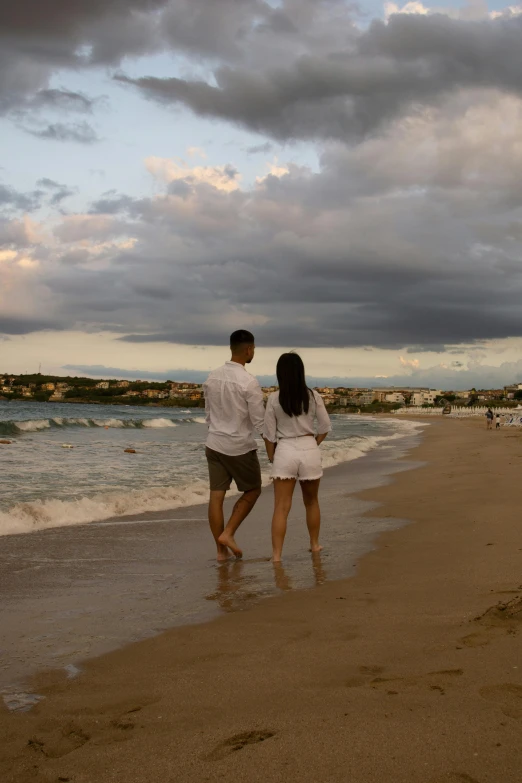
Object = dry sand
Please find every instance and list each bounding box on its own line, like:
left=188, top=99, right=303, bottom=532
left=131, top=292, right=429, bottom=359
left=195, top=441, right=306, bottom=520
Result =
left=2, top=417, right=522, bottom=783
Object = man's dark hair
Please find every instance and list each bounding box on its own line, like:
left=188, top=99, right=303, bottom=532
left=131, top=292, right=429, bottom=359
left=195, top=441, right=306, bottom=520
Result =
left=276, top=352, right=311, bottom=418
left=230, top=330, right=255, bottom=351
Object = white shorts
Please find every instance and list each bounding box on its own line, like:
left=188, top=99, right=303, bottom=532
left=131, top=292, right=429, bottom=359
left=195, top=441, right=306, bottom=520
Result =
left=271, top=437, right=323, bottom=481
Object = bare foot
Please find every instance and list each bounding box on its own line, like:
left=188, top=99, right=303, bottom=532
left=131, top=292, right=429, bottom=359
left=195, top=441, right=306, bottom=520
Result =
left=218, top=532, right=243, bottom=558
left=216, top=544, right=232, bottom=562
left=309, top=544, right=323, bottom=554
left=272, top=553, right=282, bottom=563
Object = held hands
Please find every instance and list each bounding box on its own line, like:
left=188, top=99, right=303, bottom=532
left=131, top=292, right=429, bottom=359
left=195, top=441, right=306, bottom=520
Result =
left=263, top=437, right=276, bottom=463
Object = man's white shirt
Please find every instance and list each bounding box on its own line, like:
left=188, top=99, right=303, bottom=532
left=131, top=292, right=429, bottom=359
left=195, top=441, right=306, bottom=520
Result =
left=203, top=361, right=265, bottom=456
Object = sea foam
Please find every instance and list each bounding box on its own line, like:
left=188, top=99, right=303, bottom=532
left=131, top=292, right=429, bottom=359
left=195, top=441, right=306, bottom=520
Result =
left=0, top=418, right=425, bottom=536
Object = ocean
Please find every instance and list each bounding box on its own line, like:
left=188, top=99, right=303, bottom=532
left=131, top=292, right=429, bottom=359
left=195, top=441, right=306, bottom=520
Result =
left=0, top=400, right=423, bottom=536
left=0, top=401, right=427, bottom=693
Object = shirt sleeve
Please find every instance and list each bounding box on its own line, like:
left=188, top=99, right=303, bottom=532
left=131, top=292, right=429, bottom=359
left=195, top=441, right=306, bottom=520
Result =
left=203, top=383, right=211, bottom=426
left=263, top=395, right=277, bottom=443
left=314, top=391, right=332, bottom=434
left=246, top=378, right=266, bottom=435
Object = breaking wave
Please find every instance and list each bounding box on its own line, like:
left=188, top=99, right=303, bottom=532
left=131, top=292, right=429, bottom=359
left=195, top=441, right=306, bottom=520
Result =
left=0, top=419, right=425, bottom=536
left=0, top=416, right=206, bottom=437
left=0, top=482, right=211, bottom=536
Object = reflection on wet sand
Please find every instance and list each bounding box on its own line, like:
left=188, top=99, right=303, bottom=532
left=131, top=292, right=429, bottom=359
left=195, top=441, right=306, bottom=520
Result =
left=206, top=552, right=328, bottom=612
left=272, top=555, right=327, bottom=591
left=311, top=552, right=327, bottom=586
left=205, top=559, right=266, bottom=612
left=272, top=562, right=292, bottom=591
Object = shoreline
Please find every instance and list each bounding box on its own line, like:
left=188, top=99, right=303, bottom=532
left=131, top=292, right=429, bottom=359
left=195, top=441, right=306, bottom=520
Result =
left=0, top=428, right=422, bottom=690
left=2, top=417, right=522, bottom=782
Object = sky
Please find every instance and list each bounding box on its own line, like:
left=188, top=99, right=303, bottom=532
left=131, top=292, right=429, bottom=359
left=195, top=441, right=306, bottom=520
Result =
left=2, top=0, right=522, bottom=389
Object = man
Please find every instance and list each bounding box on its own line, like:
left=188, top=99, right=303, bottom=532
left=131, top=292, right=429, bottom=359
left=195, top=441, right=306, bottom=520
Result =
left=203, top=330, right=265, bottom=560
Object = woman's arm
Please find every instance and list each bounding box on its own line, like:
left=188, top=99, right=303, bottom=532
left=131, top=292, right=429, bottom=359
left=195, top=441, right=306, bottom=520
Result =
left=264, top=437, right=276, bottom=462
left=314, top=391, right=332, bottom=445
left=263, top=395, right=277, bottom=461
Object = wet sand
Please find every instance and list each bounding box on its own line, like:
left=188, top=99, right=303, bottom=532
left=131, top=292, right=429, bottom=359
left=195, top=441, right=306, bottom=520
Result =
left=0, top=431, right=420, bottom=689
left=2, top=418, right=522, bottom=782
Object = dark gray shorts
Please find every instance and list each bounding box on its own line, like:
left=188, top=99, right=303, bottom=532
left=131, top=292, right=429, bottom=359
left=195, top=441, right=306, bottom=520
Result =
left=205, top=447, right=261, bottom=492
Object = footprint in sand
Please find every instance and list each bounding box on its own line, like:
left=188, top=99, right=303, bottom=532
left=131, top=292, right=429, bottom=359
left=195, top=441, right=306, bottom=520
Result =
left=369, top=668, right=463, bottom=695
left=459, top=594, right=522, bottom=648
left=205, top=730, right=276, bottom=761
left=359, top=665, right=385, bottom=676
left=28, top=723, right=90, bottom=759
left=479, top=683, right=522, bottom=720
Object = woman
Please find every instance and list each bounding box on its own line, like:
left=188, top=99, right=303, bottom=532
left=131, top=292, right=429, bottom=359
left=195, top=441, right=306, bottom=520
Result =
left=263, top=353, right=331, bottom=562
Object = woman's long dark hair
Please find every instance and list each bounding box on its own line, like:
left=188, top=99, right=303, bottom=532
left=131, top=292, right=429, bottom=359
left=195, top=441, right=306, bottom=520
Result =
left=277, top=352, right=311, bottom=417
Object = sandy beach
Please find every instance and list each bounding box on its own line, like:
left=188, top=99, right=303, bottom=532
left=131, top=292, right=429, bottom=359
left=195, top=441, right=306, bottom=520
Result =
left=2, top=417, right=522, bottom=783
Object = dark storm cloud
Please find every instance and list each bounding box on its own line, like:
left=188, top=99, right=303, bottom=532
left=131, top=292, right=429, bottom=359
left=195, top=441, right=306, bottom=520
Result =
left=0, top=316, right=63, bottom=335
left=25, top=121, right=99, bottom=144
left=29, top=89, right=97, bottom=113
left=6, top=0, right=522, bottom=363
left=0, top=0, right=168, bottom=116
left=118, top=14, right=522, bottom=141
left=4, top=0, right=522, bottom=146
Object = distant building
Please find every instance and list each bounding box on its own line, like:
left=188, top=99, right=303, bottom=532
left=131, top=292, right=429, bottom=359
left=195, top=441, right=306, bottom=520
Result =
left=385, top=392, right=405, bottom=404
left=42, top=383, right=56, bottom=391
left=116, top=380, right=130, bottom=388
left=411, top=390, right=440, bottom=406
left=96, top=381, right=110, bottom=390
left=357, top=391, right=375, bottom=405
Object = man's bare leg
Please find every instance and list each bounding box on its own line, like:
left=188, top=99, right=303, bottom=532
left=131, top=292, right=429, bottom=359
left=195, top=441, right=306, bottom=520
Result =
left=218, top=487, right=262, bottom=558
left=208, top=490, right=231, bottom=561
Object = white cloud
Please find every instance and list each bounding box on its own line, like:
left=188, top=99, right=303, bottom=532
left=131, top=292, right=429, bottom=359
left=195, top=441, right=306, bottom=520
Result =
left=399, top=355, right=420, bottom=370
left=489, top=4, right=522, bottom=17
left=145, top=156, right=241, bottom=192
left=255, top=157, right=290, bottom=184
left=384, top=1, right=430, bottom=20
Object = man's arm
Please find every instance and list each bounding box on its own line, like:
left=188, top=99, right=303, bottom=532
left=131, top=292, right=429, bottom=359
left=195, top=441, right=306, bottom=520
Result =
left=203, top=383, right=211, bottom=426
left=245, top=379, right=265, bottom=434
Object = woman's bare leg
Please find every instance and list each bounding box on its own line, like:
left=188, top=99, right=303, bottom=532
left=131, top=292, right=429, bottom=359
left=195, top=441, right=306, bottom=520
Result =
left=300, top=478, right=322, bottom=553
left=271, top=479, right=296, bottom=562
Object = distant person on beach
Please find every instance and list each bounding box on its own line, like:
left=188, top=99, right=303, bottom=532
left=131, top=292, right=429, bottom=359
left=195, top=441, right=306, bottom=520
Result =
left=496, top=414, right=501, bottom=429
left=263, top=353, right=331, bottom=562
left=203, top=330, right=265, bottom=560
left=485, top=408, right=494, bottom=430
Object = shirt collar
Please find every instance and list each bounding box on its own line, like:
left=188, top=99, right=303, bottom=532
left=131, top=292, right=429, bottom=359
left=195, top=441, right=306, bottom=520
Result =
left=225, top=361, right=246, bottom=370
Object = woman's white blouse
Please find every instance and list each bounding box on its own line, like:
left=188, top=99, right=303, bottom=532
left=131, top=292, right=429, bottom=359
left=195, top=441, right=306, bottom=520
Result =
left=263, top=390, right=332, bottom=443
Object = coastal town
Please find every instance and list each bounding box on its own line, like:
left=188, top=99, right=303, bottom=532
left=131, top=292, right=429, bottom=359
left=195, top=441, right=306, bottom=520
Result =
left=1, top=373, right=522, bottom=410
